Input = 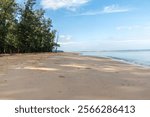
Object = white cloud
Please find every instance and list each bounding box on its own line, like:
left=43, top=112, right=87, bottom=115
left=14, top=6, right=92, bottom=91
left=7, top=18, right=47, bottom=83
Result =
left=58, top=35, right=76, bottom=45
left=116, top=25, right=140, bottom=30
left=103, top=4, right=129, bottom=13
left=74, top=4, right=130, bottom=16
left=76, top=10, right=102, bottom=16
left=41, top=0, right=89, bottom=10
left=116, top=24, right=150, bottom=31
left=59, top=35, right=72, bottom=42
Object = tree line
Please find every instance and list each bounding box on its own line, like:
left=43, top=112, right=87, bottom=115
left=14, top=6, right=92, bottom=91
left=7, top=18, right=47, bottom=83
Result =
left=0, top=0, right=58, bottom=54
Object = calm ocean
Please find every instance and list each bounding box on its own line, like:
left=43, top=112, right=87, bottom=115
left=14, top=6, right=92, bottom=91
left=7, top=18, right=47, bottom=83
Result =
left=80, top=50, right=150, bottom=67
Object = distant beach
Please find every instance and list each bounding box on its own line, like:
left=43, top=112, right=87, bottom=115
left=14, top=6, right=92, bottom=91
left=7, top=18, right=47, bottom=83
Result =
left=0, top=52, right=150, bottom=99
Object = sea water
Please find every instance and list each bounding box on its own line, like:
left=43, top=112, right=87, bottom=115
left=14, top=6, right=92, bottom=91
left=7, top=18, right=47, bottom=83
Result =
left=80, top=50, right=150, bottom=67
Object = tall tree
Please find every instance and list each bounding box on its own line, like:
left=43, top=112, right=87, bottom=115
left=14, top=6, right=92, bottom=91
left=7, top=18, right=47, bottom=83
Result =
left=17, top=0, right=36, bottom=52
left=0, top=0, right=57, bottom=54
left=0, top=0, right=17, bottom=53
left=18, top=0, right=57, bottom=53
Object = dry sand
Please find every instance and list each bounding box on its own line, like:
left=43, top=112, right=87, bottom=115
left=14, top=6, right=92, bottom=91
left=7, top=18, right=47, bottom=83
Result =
left=0, top=53, right=150, bottom=99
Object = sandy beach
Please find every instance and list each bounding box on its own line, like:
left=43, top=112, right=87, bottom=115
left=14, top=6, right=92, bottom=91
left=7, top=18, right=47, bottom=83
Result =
left=0, top=52, right=150, bottom=99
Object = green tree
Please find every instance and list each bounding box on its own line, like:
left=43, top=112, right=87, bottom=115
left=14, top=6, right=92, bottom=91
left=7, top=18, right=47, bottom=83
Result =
left=5, top=19, right=18, bottom=53
left=0, top=0, right=57, bottom=54
left=17, top=0, right=36, bottom=52
left=0, top=0, right=17, bottom=53
left=18, top=0, right=57, bottom=53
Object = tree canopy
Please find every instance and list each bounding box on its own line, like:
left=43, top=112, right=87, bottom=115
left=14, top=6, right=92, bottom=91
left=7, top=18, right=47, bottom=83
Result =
left=0, top=0, right=58, bottom=54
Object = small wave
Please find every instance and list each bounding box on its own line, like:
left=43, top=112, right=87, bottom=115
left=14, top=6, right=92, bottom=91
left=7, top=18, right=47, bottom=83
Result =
left=80, top=51, right=150, bottom=68
left=107, top=56, right=150, bottom=68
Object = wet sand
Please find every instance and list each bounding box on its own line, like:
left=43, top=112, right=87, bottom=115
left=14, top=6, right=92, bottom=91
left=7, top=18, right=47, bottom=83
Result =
left=0, top=53, right=150, bottom=99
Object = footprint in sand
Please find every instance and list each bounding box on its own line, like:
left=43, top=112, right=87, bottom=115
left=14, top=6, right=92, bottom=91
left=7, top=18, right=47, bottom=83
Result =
left=85, top=67, right=91, bottom=69
left=121, top=83, right=132, bottom=87
left=0, top=80, right=7, bottom=84
left=59, top=75, right=66, bottom=79
left=54, top=62, right=60, bottom=64
left=58, top=91, right=62, bottom=94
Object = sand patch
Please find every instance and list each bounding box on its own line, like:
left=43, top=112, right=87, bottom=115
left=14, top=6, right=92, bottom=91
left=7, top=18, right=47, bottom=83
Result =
left=60, top=64, right=87, bottom=69
left=16, top=66, right=59, bottom=71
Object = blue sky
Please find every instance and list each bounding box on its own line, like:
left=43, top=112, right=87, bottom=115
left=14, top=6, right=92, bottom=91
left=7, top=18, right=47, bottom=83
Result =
left=18, top=0, right=150, bottom=51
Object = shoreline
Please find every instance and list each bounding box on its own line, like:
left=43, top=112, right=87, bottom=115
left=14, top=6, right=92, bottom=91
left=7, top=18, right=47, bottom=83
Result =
left=0, top=52, right=150, bottom=99
left=86, top=55, right=150, bottom=69
left=79, top=52, right=150, bottom=69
